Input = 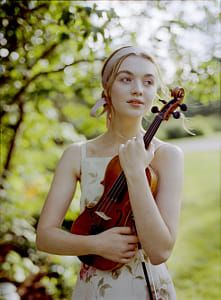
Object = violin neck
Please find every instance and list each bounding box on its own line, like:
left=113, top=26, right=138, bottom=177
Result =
left=107, top=115, right=163, bottom=202
left=143, top=115, right=163, bottom=149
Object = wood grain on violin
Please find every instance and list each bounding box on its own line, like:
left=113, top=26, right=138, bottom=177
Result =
left=71, top=87, right=186, bottom=271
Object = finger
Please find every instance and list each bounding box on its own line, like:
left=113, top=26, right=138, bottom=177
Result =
left=119, top=143, right=125, bottom=152
left=126, top=244, right=137, bottom=251
left=148, top=141, right=155, bottom=153
left=136, top=131, right=143, bottom=142
left=120, top=258, right=131, bottom=264
left=123, top=251, right=136, bottom=259
left=124, top=140, right=129, bottom=148
left=136, top=133, right=145, bottom=149
left=114, top=226, right=132, bottom=235
left=131, top=136, right=136, bottom=143
left=126, top=235, right=139, bottom=243
left=126, top=137, right=135, bottom=146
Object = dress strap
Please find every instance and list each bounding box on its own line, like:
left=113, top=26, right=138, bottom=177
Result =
left=79, top=142, right=87, bottom=190
left=80, top=143, right=88, bottom=175
left=81, top=142, right=87, bottom=159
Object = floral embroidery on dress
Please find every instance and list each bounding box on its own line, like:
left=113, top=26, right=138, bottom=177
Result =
left=157, top=285, right=170, bottom=300
left=80, top=264, right=97, bottom=282
left=72, top=148, right=176, bottom=299
left=88, top=171, right=98, bottom=184
left=84, top=196, right=101, bottom=208
left=111, top=267, right=122, bottom=280
left=151, top=278, right=171, bottom=300
left=97, top=278, right=112, bottom=297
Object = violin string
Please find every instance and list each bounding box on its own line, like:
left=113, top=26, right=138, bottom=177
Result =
left=94, top=172, right=127, bottom=228
left=96, top=117, right=162, bottom=218
left=90, top=97, right=180, bottom=294
left=98, top=117, right=162, bottom=217
left=106, top=117, right=162, bottom=202
left=95, top=171, right=124, bottom=211
left=95, top=173, right=126, bottom=229
left=108, top=116, right=161, bottom=202
left=101, top=117, right=161, bottom=297
left=98, top=100, right=181, bottom=214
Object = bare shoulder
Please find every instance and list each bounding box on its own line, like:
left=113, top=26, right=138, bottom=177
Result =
left=59, top=142, right=83, bottom=179
left=64, top=142, right=82, bottom=157
left=83, top=134, right=111, bottom=157
left=153, top=138, right=184, bottom=168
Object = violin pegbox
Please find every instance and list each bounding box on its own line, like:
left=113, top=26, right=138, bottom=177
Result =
left=151, top=87, right=187, bottom=121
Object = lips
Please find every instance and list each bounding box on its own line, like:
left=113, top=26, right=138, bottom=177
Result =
left=127, top=99, right=144, bottom=105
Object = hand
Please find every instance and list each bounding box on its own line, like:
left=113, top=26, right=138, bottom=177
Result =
left=119, top=132, right=155, bottom=177
left=95, top=227, right=138, bottom=264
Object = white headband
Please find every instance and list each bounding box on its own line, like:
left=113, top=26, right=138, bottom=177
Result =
left=102, top=46, right=147, bottom=88
left=91, top=46, right=151, bottom=117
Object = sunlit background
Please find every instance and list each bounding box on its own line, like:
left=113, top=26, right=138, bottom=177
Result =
left=0, top=0, right=220, bottom=299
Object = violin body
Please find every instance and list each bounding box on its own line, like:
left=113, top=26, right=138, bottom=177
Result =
left=71, top=155, right=157, bottom=270
left=71, top=87, right=185, bottom=271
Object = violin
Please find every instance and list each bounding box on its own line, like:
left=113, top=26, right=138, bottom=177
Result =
left=71, top=87, right=186, bottom=271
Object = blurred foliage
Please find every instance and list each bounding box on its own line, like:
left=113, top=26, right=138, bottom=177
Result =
left=154, top=114, right=221, bottom=139
left=168, top=150, right=220, bottom=299
left=0, top=0, right=220, bottom=299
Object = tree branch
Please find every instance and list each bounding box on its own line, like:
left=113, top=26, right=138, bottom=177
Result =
left=27, top=43, right=58, bottom=70
left=19, top=3, right=49, bottom=15
left=0, top=101, right=24, bottom=188
left=2, top=57, right=104, bottom=108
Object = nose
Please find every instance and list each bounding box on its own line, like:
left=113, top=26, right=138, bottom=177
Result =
left=131, top=79, right=143, bottom=96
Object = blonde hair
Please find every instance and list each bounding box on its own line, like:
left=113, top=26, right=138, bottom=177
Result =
left=91, top=46, right=170, bottom=123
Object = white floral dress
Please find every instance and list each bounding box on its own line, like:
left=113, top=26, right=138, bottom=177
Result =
left=72, top=143, right=176, bottom=300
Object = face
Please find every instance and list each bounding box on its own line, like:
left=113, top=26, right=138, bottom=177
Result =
left=109, top=55, right=157, bottom=119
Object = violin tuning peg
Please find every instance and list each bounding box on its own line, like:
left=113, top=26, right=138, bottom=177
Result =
left=159, top=99, right=167, bottom=104
left=151, top=106, right=159, bottom=114
left=172, top=111, right=180, bottom=119
left=179, top=103, right=187, bottom=111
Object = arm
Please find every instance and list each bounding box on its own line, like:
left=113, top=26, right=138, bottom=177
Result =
left=36, top=143, right=138, bottom=263
left=119, top=135, right=184, bottom=265
left=36, top=143, right=98, bottom=256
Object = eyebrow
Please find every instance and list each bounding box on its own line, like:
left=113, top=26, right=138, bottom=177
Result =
left=116, top=70, right=155, bottom=78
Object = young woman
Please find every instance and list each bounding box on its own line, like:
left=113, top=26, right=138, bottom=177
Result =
left=36, top=46, right=184, bottom=300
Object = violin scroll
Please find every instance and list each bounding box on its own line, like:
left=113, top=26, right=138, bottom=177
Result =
left=151, top=86, right=187, bottom=121
left=171, top=86, right=185, bottom=99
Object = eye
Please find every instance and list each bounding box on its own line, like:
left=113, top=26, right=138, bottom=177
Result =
left=143, top=79, right=154, bottom=86
left=120, top=77, right=132, bottom=83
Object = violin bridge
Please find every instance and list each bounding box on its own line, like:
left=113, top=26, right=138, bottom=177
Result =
left=95, top=211, right=112, bottom=221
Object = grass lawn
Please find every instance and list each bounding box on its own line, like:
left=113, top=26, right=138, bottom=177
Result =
left=167, top=150, right=221, bottom=299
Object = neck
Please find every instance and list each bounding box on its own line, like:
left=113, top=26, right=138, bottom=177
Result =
left=107, top=115, right=143, bottom=144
